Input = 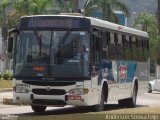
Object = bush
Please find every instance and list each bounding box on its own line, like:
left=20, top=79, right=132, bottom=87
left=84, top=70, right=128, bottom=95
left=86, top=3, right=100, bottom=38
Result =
left=3, top=73, right=10, bottom=80
left=0, top=73, right=2, bottom=79
left=9, top=74, right=13, bottom=80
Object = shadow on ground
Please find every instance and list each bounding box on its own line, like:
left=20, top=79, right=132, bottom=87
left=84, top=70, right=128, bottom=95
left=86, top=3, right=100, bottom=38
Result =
left=17, top=104, right=148, bottom=117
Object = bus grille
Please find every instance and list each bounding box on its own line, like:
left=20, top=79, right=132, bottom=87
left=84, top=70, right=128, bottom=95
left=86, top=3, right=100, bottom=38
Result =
left=32, top=99, right=66, bottom=106
left=32, top=89, right=66, bottom=95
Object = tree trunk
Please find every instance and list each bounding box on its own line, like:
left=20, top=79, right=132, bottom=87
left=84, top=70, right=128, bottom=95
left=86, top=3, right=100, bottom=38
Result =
left=73, top=0, right=79, bottom=13
left=158, top=0, right=160, bottom=35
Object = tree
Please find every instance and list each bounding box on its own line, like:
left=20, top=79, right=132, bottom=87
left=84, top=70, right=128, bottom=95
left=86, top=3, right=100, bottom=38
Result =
left=73, top=0, right=79, bottom=12
left=84, top=0, right=129, bottom=22
left=5, top=0, right=54, bottom=28
left=13, top=0, right=53, bottom=15
left=134, top=12, right=159, bottom=63
left=134, top=12, right=157, bottom=34
left=56, top=0, right=73, bottom=13
left=0, top=0, right=12, bottom=41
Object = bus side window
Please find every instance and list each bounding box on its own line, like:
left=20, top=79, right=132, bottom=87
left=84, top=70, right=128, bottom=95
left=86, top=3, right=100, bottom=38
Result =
left=109, top=33, right=117, bottom=60
left=125, top=36, right=132, bottom=60
left=91, top=34, right=96, bottom=64
left=100, top=31, right=109, bottom=60
left=91, top=32, right=100, bottom=67
left=117, top=34, right=125, bottom=60
left=132, top=37, right=138, bottom=60
left=106, top=31, right=110, bottom=59
left=143, top=39, right=149, bottom=62
left=137, top=38, right=143, bottom=61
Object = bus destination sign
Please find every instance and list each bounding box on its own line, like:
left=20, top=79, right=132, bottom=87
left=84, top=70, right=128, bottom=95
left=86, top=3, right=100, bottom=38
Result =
left=37, top=19, right=72, bottom=28
left=19, top=16, right=91, bottom=30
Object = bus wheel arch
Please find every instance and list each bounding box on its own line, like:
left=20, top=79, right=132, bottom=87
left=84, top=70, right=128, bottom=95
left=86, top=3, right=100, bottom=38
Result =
left=132, top=79, right=138, bottom=106
left=103, top=81, right=108, bottom=103
left=93, top=81, right=108, bottom=111
left=118, top=79, right=138, bottom=108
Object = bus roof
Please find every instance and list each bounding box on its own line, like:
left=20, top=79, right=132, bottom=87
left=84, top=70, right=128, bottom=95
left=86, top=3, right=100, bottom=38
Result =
left=21, top=14, right=149, bottom=38
left=88, top=17, right=149, bottom=38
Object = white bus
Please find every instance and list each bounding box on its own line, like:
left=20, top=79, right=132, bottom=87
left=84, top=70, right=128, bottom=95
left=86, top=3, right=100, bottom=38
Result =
left=8, top=14, right=149, bottom=112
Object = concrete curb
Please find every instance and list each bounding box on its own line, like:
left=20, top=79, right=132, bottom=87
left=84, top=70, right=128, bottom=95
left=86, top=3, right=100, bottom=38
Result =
left=0, top=88, right=12, bottom=93
left=3, top=98, right=14, bottom=105
left=0, top=91, right=14, bottom=105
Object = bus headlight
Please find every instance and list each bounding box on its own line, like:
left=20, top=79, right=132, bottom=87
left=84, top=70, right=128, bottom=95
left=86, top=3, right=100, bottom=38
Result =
left=15, top=86, right=30, bottom=93
left=69, top=88, right=89, bottom=95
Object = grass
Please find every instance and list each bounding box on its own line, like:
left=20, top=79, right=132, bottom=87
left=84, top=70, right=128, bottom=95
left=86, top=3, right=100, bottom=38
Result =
left=0, top=79, right=12, bottom=88
left=17, top=106, right=160, bottom=120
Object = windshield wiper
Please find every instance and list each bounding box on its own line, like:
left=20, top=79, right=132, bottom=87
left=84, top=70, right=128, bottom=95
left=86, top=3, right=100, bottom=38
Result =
left=58, top=29, right=71, bottom=47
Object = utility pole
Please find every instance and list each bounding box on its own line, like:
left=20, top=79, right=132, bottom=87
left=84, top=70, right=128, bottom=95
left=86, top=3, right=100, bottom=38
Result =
left=158, top=0, right=160, bottom=35
left=73, top=0, right=79, bottom=13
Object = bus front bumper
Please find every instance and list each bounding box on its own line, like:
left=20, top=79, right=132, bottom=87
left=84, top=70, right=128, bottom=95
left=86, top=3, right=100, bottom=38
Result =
left=13, top=92, right=99, bottom=106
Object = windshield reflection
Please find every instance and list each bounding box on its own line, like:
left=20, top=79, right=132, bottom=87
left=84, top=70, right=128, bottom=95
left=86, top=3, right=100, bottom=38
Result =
left=15, top=31, right=90, bottom=77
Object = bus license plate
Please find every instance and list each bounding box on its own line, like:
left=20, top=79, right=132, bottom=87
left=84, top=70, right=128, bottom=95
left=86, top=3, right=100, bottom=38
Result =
left=68, top=95, right=81, bottom=100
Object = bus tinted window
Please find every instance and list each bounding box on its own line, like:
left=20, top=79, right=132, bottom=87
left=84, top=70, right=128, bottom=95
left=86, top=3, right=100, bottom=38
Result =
left=132, top=37, right=138, bottom=60
left=125, top=36, right=132, bottom=60
left=143, top=39, right=149, bottom=61
left=137, top=38, right=143, bottom=61
left=117, top=34, right=125, bottom=60
left=109, top=33, right=117, bottom=60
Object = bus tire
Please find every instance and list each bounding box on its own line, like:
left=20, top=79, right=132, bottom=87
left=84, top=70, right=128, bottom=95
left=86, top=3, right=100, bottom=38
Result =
left=93, top=88, right=105, bottom=111
left=147, top=84, right=152, bottom=93
left=118, top=84, right=138, bottom=108
left=31, top=105, right=46, bottom=113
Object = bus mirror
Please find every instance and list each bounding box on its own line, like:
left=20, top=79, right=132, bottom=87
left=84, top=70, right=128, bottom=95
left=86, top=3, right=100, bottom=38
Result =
left=7, top=28, right=18, bottom=53
left=7, top=37, right=13, bottom=53
left=96, top=36, right=103, bottom=51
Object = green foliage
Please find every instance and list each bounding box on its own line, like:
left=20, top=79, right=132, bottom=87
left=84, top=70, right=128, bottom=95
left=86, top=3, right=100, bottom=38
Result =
left=0, top=0, right=54, bottom=29
left=3, top=73, right=10, bottom=80
left=2, top=73, right=13, bottom=80
left=56, top=0, right=73, bottom=13
left=134, top=12, right=157, bottom=34
left=134, top=12, right=160, bottom=64
left=9, top=74, right=13, bottom=80
left=0, top=73, right=2, bottom=79
left=84, top=0, right=129, bottom=22
left=0, top=0, right=78, bottom=29
left=13, top=0, right=53, bottom=15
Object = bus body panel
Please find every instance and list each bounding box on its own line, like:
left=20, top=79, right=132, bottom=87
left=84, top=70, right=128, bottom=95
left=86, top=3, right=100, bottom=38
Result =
left=13, top=79, right=101, bottom=106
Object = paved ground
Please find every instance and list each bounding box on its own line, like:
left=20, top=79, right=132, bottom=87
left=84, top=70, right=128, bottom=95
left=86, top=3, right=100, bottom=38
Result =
left=0, top=92, right=13, bottom=103
left=137, top=92, right=160, bottom=107
left=0, top=90, right=160, bottom=114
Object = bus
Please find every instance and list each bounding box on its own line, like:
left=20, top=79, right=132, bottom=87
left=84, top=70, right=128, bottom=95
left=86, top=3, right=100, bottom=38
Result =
left=7, top=14, right=149, bottom=112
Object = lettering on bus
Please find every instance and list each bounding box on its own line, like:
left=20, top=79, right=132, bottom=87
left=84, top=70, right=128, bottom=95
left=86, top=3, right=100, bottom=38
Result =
left=119, top=65, right=127, bottom=80
left=33, top=66, right=46, bottom=71
left=37, top=19, right=72, bottom=28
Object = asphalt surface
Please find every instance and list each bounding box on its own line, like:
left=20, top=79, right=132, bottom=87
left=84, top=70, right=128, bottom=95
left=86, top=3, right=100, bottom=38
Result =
left=0, top=91, right=160, bottom=115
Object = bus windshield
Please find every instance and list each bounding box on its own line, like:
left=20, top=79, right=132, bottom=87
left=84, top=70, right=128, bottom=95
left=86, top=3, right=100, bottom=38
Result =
left=15, top=30, right=90, bottom=78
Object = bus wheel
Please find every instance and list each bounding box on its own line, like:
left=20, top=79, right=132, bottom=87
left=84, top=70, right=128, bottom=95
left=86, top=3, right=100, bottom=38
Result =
left=147, top=84, right=152, bottom=93
left=118, top=84, right=138, bottom=108
left=93, top=88, right=105, bottom=111
left=31, top=105, right=46, bottom=113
